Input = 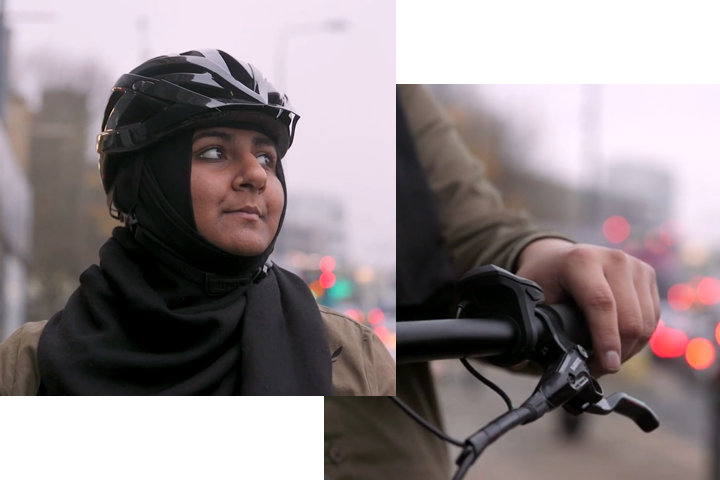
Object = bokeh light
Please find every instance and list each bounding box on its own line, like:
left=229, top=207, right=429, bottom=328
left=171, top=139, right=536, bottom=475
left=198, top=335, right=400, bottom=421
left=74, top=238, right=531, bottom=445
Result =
left=319, top=271, right=336, bottom=289
left=309, top=280, right=325, bottom=299
left=680, top=239, right=711, bottom=267
left=602, top=216, right=631, bottom=244
left=319, top=255, right=336, bottom=272
left=649, top=321, right=688, bottom=358
left=367, top=308, right=385, bottom=326
left=667, top=284, right=695, bottom=311
left=373, top=325, right=390, bottom=343
left=697, top=277, right=720, bottom=306
left=686, top=338, right=715, bottom=370
left=354, top=266, right=375, bottom=284
left=328, top=278, right=354, bottom=300
left=386, top=333, right=396, bottom=350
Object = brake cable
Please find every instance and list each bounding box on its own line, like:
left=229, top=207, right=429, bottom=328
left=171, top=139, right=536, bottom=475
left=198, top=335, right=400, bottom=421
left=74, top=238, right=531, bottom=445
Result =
left=456, top=301, right=515, bottom=411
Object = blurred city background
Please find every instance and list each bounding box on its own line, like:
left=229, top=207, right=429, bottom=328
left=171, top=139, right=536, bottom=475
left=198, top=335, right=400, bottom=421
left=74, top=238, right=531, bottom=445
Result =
left=0, top=0, right=395, bottom=356
left=426, top=84, right=720, bottom=480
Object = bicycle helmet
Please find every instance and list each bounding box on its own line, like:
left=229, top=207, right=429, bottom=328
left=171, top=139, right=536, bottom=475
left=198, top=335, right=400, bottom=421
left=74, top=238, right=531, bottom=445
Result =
left=96, top=49, right=299, bottom=216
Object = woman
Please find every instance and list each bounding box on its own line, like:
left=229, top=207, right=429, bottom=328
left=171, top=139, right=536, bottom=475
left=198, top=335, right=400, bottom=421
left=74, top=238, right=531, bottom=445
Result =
left=0, top=49, right=395, bottom=396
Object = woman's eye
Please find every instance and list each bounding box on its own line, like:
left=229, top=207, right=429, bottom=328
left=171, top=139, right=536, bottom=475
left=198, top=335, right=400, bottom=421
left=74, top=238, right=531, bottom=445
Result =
left=198, top=147, right=224, bottom=160
left=257, top=153, right=274, bottom=168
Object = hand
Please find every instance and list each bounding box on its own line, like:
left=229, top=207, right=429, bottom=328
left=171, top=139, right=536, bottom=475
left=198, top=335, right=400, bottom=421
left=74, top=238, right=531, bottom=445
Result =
left=515, top=238, right=661, bottom=376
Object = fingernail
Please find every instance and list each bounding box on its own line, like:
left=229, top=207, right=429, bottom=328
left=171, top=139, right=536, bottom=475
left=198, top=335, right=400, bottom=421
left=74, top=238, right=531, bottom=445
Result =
left=604, top=351, right=621, bottom=372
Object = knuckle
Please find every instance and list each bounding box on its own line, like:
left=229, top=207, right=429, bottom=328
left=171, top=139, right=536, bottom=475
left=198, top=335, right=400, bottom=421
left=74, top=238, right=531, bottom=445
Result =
left=586, top=292, right=615, bottom=312
left=566, top=246, right=594, bottom=266
left=608, top=249, right=629, bottom=267
left=647, top=264, right=657, bottom=282
left=619, top=317, right=644, bottom=340
left=637, top=261, right=656, bottom=283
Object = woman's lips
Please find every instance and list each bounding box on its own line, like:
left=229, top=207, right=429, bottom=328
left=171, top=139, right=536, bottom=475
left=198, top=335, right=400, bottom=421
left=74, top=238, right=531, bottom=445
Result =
left=225, top=205, right=262, bottom=221
left=227, top=211, right=260, bottom=221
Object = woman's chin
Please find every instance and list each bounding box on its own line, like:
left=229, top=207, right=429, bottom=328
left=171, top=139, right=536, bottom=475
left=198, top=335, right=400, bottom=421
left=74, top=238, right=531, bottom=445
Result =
left=214, top=236, right=271, bottom=256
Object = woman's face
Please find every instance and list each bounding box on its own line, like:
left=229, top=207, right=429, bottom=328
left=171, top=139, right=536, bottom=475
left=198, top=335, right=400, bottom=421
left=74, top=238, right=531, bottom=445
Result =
left=191, top=126, right=284, bottom=256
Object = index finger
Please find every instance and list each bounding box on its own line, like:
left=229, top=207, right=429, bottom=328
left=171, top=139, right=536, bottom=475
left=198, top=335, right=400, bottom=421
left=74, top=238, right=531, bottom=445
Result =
left=561, top=259, right=621, bottom=373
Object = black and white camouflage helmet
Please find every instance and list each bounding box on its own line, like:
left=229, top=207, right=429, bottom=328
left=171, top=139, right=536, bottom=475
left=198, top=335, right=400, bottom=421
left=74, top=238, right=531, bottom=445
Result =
left=97, top=49, right=299, bottom=204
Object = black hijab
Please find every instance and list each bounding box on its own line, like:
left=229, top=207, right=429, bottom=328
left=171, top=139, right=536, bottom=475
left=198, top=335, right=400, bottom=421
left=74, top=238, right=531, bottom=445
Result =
left=37, top=128, right=334, bottom=395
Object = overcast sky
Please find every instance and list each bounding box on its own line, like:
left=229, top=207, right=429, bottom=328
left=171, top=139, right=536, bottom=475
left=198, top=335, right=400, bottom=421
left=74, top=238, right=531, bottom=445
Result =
left=5, top=0, right=395, bottom=268
left=475, top=85, right=720, bottom=249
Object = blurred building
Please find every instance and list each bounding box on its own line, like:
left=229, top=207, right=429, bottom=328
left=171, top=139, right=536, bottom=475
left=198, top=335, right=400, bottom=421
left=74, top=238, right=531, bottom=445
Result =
left=429, top=85, right=676, bottom=243
left=497, top=166, right=660, bottom=245
left=26, top=88, right=109, bottom=322
left=274, top=193, right=347, bottom=265
left=379, top=268, right=396, bottom=312
left=0, top=6, right=9, bottom=118
left=357, top=266, right=396, bottom=315
left=6, top=93, right=32, bottom=171
left=0, top=17, right=33, bottom=341
left=604, top=161, right=673, bottom=228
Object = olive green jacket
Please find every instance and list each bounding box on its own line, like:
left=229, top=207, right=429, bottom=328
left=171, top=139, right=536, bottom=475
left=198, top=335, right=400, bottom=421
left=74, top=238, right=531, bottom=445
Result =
left=0, top=305, right=395, bottom=396
left=324, top=85, right=572, bottom=480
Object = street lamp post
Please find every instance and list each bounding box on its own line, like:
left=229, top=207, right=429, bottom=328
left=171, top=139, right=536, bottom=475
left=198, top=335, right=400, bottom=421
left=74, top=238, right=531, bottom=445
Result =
left=0, top=8, right=58, bottom=117
left=274, top=19, right=349, bottom=93
left=582, top=84, right=604, bottom=224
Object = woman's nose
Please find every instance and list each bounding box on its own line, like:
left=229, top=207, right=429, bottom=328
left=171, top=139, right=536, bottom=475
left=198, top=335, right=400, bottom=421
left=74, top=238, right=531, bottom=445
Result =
left=233, top=153, right=268, bottom=191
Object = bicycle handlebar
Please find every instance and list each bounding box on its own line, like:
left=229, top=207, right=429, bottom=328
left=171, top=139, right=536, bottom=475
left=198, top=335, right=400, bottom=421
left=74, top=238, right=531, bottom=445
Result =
left=396, top=317, right=516, bottom=364
left=397, top=301, right=593, bottom=368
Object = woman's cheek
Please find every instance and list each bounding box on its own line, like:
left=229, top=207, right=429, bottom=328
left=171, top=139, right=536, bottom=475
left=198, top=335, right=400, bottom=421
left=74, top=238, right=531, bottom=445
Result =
left=270, top=177, right=285, bottom=213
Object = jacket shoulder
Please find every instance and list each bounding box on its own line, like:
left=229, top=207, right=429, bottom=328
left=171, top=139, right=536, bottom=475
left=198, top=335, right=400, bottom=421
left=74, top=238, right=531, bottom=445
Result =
left=319, top=305, right=395, bottom=396
left=0, top=320, right=46, bottom=396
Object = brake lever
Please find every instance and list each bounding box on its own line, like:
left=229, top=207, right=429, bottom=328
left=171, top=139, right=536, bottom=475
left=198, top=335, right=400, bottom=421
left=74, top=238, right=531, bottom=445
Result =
left=528, top=347, right=659, bottom=433
left=524, top=316, right=659, bottom=434
left=579, top=392, right=660, bottom=432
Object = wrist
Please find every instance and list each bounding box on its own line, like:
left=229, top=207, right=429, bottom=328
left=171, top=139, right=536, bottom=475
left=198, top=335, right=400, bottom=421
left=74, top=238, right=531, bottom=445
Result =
left=518, top=238, right=575, bottom=270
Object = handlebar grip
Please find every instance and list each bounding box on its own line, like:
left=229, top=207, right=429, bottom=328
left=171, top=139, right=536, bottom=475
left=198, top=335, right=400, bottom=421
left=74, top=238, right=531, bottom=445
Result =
left=539, top=302, right=594, bottom=353
left=395, top=318, right=516, bottom=364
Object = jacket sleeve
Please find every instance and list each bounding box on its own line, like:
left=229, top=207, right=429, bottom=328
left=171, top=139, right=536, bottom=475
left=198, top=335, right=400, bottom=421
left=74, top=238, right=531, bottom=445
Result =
left=0, top=321, right=45, bottom=396
left=397, top=84, right=575, bottom=275
left=320, top=306, right=396, bottom=396
left=364, top=330, right=396, bottom=395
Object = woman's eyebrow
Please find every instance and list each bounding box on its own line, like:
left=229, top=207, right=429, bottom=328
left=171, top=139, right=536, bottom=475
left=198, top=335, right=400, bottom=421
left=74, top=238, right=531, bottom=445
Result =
left=252, top=135, right=277, bottom=150
left=193, top=130, right=234, bottom=142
